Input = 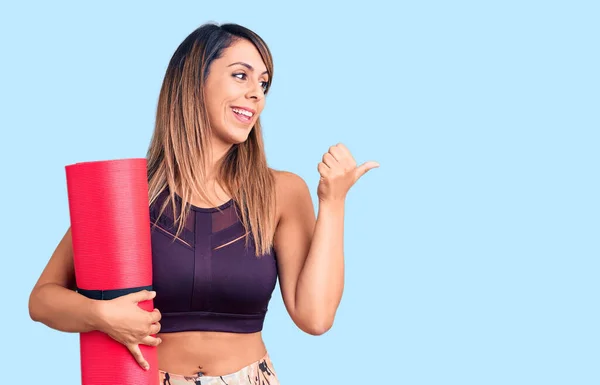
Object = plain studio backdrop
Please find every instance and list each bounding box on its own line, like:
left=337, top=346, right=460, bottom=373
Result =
left=1, top=1, right=598, bottom=384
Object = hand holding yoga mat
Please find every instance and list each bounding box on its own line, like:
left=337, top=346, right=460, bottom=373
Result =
left=65, top=158, right=158, bottom=385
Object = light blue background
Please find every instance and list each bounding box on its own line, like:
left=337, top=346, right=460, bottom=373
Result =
left=1, top=1, right=598, bottom=384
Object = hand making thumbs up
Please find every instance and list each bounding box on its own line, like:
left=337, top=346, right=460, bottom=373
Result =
left=317, top=143, right=379, bottom=203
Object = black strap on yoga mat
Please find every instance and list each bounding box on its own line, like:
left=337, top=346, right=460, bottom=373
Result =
left=77, top=285, right=153, bottom=300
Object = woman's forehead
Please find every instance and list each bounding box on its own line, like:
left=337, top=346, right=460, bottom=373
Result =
left=218, top=40, right=267, bottom=73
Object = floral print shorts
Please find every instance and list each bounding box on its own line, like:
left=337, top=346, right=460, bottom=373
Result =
left=159, top=352, right=279, bottom=385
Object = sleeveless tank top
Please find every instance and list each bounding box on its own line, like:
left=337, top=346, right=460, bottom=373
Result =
left=149, top=188, right=278, bottom=333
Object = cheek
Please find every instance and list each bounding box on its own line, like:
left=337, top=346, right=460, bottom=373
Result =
left=256, top=101, right=266, bottom=116
left=205, top=90, right=230, bottom=123
left=205, top=79, right=231, bottom=107
left=205, top=98, right=221, bottom=125
left=223, top=82, right=244, bottom=102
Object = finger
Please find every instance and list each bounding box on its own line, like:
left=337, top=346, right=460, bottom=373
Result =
left=317, top=162, right=329, bottom=176
left=332, top=143, right=353, bottom=161
left=148, top=308, right=162, bottom=323
left=128, top=344, right=149, bottom=370
left=140, top=335, right=162, bottom=347
left=335, top=142, right=350, bottom=155
left=331, top=144, right=356, bottom=169
left=149, top=322, right=161, bottom=335
left=129, top=290, right=156, bottom=303
left=322, top=152, right=337, bottom=168
left=355, top=161, right=380, bottom=179
left=328, top=145, right=344, bottom=162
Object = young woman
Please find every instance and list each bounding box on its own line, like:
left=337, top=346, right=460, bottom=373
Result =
left=28, top=22, right=378, bottom=384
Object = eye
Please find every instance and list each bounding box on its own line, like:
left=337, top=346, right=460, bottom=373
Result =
left=233, top=73, right=269, bottom=93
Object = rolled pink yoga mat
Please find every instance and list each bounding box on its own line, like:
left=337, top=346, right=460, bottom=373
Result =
left=65, top=158, right=158, bottom=385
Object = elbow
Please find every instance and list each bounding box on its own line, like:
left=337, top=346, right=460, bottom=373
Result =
left=28, top=290, right=40, bottom=323
left=28, top=285, right=49, bottom=323
left=305, top=325, right=331, bottom=336
left=300, top=317, right=334, bottom=336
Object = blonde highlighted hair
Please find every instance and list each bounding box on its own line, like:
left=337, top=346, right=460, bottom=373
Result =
left=146, top=22, right=276, bottom=256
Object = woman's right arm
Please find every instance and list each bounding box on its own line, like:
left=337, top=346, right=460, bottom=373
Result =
left=28, top=227, right=162, bottom=370
left=28, top=227, right=101, bottom=332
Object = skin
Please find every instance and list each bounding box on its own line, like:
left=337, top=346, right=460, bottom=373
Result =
left=28, top=38, right=379, bottom=377
left=204, top=38, right=269, bottom=164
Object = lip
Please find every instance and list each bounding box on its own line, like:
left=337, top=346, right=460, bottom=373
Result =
left=231, top=106, right=254, bottom=125
left=231, top=106, right=256, bottom=115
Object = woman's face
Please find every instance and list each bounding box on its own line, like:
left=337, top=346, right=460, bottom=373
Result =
left=204, top=38, right=269, bottom=147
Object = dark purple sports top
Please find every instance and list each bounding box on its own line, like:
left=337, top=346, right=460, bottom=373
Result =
left=149, top=188, right=278, bottom=334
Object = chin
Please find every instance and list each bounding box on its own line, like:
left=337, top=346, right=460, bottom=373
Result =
left=227, top=130, right=252, bottom=145
left=215, top=119, right=255, bottom=145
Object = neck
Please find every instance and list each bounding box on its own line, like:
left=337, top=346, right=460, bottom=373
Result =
left=204, top=138, right=234, bottom=182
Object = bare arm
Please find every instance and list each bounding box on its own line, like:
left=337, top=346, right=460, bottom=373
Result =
left=274, top=174, right=345, bottom=335
left=29, top=226, right=162, bottom=370
left=28, top=227, right=102, bottom=332
left=273, top=144, right=379, bottom=335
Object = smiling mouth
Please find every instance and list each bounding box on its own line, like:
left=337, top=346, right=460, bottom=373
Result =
left=231, top=107, right=255, bottom=124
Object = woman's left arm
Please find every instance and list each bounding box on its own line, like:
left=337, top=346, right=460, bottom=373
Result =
left=273, top=143, right=378, bottom=335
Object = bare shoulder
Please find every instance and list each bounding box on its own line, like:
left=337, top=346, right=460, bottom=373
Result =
left=270, top=168, right=312, bottom=210
left=269, top=168, right=314, bottom=229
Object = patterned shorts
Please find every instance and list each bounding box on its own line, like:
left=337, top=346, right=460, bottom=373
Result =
left=159, top=352, right=279, bottom=385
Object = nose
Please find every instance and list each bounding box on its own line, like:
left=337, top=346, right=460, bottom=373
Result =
left=245, top=80, right=264, bottom=101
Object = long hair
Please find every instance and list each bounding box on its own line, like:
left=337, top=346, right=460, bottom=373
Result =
left=146, top=22, right=276, bottom=256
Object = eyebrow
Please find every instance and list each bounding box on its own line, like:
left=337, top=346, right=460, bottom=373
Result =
left=228, top=61, right=269, bottom=76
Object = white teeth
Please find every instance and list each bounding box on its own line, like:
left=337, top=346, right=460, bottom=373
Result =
left=232, top=108, right=253, bottom=117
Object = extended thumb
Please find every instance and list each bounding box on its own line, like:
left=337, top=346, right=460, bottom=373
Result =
left=355, top=161, right=380, bottom=178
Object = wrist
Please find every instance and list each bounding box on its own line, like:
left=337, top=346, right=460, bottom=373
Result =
left=318, top=198, right=346, bottom=211
left=87, top=299, right=108, bottom=332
